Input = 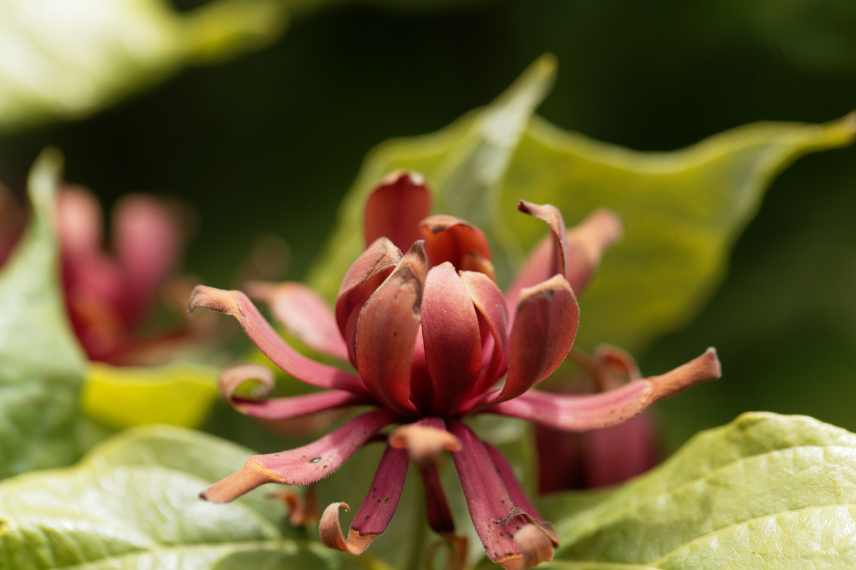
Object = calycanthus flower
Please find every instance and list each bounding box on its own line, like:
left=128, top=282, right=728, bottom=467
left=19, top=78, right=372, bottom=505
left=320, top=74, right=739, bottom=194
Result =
left=189, top=172, right=721, bottom=569
left=1, top=183, right=186, bottom=364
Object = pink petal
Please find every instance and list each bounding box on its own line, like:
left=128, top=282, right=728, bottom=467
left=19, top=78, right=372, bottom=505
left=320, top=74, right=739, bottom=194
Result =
left=493, top=275, right=579, bottom=403
left=363, top=171, right=431, bottom=252
left=507, top=209, right=622, bottom=311
left=188, top=285, right=365, bottom=394
left=219, top=364, right=366, bottom=421
left=449, top=421, right=556, bottom=567
left=459, top=271, right=509, bottom=408
left=488, top=348, right=721, bottom=430
left=517, top=201, right=568, bottom=277
left=320, top=445, right=409, bottom=555
left=335, top=237, right=401, bottom=358
left=57, top=186, right=102, bottom=258
left=419, top=214, right=494, bottom=278
left=201, top=408, right=394, bottom=502
left=113, top=194, right=183, bottom=323
left=422, top=263, right=482, bottom=412
left=354, top=241, right=427, bottom=414
left=247, top=281, right=349, bottom=361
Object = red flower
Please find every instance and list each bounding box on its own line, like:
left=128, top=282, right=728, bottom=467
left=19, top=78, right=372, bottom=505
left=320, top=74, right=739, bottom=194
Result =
left=191, top=172, right=721, bottom=568
left=2, top=184, right=185, bottom=363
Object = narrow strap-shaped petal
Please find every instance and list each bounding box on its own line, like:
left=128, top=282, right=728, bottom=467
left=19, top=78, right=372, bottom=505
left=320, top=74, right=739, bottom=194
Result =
left=320, top=445, right=409, bottom=555
left=492, top=275, right=579, bottom=404
left=189, top=285, right=365, bottom=394
left=420, top=214, right=494, bottom=279
left=420, top=461, right=469, bottom=570
left=487, top=348, right=721, bottom=431
left=390, top=417, right=461, bottom=464
left=517, top=201, right=567, bottom=277
left=201, top=408, right=395, bottom=502
left=336, top=237, right=401, bottom=359
left=449, top=421, right=556, bottom=569
left=247, top=281, right=349, bottom=361
left=219, top=364, right=367, bottom=421
left=364, top=171, right=432, bottom=252
left=483, top=441, right=551, bottom=534
left=354, top=241, right=427, bottom=413
left=422, top=263, right=482, bottom=412
left=459, top=271, right=509, bottom=407
left=506, top=209, right=622, bottom=311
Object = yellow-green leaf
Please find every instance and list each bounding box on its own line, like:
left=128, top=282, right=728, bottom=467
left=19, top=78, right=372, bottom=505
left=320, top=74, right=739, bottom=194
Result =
left=0, top=0, right=288, bottom=132
left=542, top=413, right=856, bottom=569
left=0, top=426, right=346, bottom=570
left=83, top=362, right=219, bottom=428
left=309, top=57, right=856, bottom=352
left=0, top=150, right=87, bottom=477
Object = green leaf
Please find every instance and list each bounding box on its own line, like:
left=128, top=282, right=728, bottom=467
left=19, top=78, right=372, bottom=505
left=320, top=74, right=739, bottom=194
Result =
left=0, top=150, right=87, bottom=477
left=309, top=57, right=856, bottom=352
left=83, top=362, right=220, bottom=429
left=0, top=426, right=348, bottom=570
left=544, top=412, right=856, bottom=569
left=0, top=0, right=288, bottom=132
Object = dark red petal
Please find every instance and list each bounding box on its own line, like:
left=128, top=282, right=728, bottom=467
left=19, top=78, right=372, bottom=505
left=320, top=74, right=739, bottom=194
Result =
left=320, top=445, right=409, bottom=555
left=419, top=214, right=494, bottom=278
left=335, top=237, right=401, bottom=357
left=219, top=364, right=367, bottom=421
left=419, top=461, right=455, bottom=535
left=247, top=281, right=349, bottom=361
left=188, top=285, right=365, bottom=394
left=493, top=275, right=579, bottom=403
left=507, top=209, right=622, bottom=311
left=483, top=442, right=551, bottom=534
left=422, top=263, right=482, bottom=412
left=354, top=241, right=427, bottom=413
left=364, top=171, right=432, bottom=252
left=201, top=409, right=395, bottom=502
left=488, top=348, right=721, bottom=430
left=459, top=271, right=509, bottom=405
left=449, top=421, right=556, bottom=568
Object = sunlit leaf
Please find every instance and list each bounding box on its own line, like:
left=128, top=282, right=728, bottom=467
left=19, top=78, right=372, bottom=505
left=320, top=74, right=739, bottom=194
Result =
left=0, top=0, right=288, bottom=132
left=309, top=56, right=856, bottom=353
left=0, top=426, right=352, bottom=570
left=536, top=412, right=856, bottom=569
left=0, top=150, right=87, bottom=477
left=83, top=362, right=219, bottom=428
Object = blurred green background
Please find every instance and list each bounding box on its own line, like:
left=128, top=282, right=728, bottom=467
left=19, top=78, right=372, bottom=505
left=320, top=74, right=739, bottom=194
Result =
left=2, top=0, right=854, bottom=449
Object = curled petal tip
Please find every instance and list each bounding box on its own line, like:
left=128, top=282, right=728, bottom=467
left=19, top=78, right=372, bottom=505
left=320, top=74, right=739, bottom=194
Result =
left=219, top=364, right=274, bottom=401
left=188, top=285, right=239, bottom=316
left=320, top=502, right=375, bottom=555
left=381, top=170, right=425, bottom=186
left=200, top=462, right=271, bottom=503
left=389, top=424, right=462, bottom=464
left=500, top=524, right=555, bottom=570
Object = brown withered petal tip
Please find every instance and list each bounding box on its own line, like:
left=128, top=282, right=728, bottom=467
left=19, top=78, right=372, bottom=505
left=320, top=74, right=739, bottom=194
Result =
left=389, top=424, right=462, bottom=464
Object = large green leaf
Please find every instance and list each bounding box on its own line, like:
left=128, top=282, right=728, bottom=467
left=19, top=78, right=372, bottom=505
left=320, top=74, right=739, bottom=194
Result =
left=0, top=425, right=354, bottom=570
left=0, top=0, right=288, bottom=132
left=0, top=150, right=88, bottom=477
left=309, top=57, right=856, bottom=352
left=541, top=412, right=856, bottom=569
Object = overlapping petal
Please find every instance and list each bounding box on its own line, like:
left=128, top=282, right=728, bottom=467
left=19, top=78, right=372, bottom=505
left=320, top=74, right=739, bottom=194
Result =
left=248, top=281, right=349, bottom=361
left=188, top=285, right=365, bottom=393
left=420, top=214, right=495, bottom=278
left=363, top=171, right=431, bottom=252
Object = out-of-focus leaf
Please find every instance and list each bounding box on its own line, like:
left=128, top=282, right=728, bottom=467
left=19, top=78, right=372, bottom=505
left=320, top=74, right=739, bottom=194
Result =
left=0, top=0, right=288, bottom=132
left=0, top=426, right=350, bottom=570
left=0, top=150, right=87, bottom=477
left=541, top=412, right=856, bottom=569
left=310, top=57, right=856, bottom=352
left=83, top=362, right=219, bottom=428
